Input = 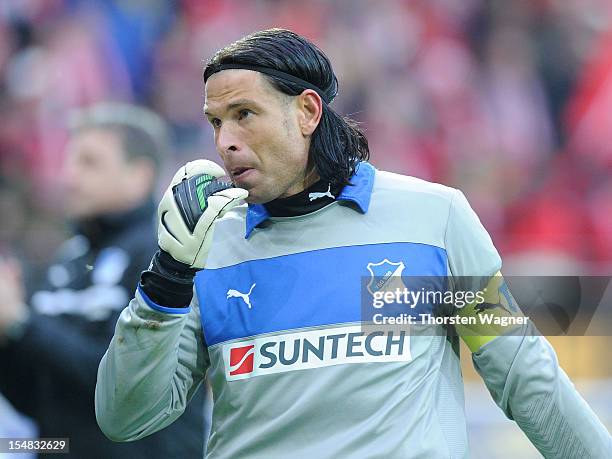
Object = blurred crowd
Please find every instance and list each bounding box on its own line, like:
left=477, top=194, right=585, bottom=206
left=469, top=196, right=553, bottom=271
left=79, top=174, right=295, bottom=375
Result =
left=0, top=0, right=611, bottom=274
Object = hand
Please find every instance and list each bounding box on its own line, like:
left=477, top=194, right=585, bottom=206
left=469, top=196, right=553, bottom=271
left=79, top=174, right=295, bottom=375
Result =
left=0, top=258, right=28, bottom=337
left=157, top=160, right=248, bottom=269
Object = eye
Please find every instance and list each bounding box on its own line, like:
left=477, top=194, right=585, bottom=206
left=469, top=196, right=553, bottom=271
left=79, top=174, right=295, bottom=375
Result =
left=209, top=118, right=221, bottom=129
left=238, top=109, right=252, bottom=121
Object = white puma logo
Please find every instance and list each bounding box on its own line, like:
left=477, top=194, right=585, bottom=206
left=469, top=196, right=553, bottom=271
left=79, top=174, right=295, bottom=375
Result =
left=226, top=283, right=256, bottom=309
left=308, top=184, right=334, bottom=202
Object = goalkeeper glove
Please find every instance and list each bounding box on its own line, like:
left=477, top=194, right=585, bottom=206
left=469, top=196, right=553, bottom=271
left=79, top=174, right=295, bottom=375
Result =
left=157, top=159, right=248, bottom=269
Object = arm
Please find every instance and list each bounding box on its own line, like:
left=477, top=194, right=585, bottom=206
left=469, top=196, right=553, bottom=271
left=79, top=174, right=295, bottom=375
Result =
left=0, top=239, right=154, bottom=406
left=95, top=287, right=208, bottom=441
left=0, top=259, right=122, bottom=414
left=0, top=312, right=122, bottom=404
left=0, top=258, right=38, bottom=416
left=445, top=190, right=612, bottom=457
left=96, top=160, right=247, bottom=441
left=457, top=274, right=612, bottom=457
left=472, top=320, right=612, bottom=457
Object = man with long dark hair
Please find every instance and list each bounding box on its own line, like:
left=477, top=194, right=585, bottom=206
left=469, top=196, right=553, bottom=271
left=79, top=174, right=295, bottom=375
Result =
left=96, top=29, right=610, bottom=458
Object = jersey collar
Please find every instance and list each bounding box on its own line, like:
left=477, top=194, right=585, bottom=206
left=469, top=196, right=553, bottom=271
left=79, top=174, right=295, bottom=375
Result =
left=245, top=161, right=375, bottom=238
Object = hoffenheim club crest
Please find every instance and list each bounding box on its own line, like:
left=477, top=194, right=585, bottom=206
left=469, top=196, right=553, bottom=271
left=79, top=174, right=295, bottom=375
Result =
left=366, top=259, right=406, bottom=295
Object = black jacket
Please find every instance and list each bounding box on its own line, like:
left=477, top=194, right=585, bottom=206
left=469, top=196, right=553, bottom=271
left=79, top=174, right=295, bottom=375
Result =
left=0, top=200, right=207, bottom=458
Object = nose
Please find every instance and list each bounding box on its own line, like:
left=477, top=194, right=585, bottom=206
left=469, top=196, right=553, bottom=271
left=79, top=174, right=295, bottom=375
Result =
left=216, top=124, right=240, bottom=158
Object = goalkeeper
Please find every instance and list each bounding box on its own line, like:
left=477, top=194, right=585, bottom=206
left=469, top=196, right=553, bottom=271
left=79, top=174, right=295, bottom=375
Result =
left=95, top=29, right=611, bottom=458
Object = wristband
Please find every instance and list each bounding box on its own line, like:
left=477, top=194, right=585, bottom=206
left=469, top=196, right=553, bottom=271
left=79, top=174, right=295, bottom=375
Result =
left=139, top=250, right=197, bottom=308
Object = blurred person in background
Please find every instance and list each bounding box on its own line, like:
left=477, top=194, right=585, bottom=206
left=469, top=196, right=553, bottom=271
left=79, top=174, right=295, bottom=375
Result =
left=0, top=103, right=207, bottom=458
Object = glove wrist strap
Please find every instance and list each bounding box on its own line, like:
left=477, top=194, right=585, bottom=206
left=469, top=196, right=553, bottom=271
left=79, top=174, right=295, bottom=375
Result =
left=139, top=250, right=196, bottom=308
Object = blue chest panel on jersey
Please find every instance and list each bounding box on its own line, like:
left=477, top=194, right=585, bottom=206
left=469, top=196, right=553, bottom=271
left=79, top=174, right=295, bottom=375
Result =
left=195, top=242, right=448, bottom=346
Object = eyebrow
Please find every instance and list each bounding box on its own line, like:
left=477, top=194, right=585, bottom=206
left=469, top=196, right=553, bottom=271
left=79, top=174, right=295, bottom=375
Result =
left=203, top=98, right=258, bottom=117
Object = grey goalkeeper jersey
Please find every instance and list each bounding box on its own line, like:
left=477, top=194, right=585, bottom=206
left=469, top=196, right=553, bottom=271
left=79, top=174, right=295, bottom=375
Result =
left=96, top=163, right=611, bottom=458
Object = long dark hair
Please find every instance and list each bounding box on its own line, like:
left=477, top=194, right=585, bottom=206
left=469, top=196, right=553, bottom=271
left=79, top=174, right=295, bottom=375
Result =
left=203, top=29, right=369, bottom=187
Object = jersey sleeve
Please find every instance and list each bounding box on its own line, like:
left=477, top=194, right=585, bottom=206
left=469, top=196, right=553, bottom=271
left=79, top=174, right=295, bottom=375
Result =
left=444, top=188, right=501, bottom=282
left=95, top=287, right=208, bottom=442
left=473, top=325, right=612, bottom=457
left=445, top=190, right=611, bottom=456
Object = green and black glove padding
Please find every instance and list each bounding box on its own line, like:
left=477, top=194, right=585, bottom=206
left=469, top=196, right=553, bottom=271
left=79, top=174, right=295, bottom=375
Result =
left=140, top=160, right=248, bottom=307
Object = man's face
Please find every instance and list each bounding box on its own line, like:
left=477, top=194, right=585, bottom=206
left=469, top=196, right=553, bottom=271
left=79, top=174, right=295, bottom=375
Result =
left=62, top=128, right=142, bottom=219
left=204, top=70, right=312, bottom=203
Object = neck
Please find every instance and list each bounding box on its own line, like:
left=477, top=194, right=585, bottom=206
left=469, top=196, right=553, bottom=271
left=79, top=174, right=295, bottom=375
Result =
left=264, top=179, right=343, bottom=217
left=279, top=165, right=319, bottom=198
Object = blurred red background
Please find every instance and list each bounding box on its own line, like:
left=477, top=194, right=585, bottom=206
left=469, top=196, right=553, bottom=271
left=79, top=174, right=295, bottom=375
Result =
left=1, top=0, right=611, bottom=274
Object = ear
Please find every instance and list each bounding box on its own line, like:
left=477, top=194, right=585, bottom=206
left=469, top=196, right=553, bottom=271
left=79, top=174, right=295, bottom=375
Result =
left=297, top=89, right=323, bottom=137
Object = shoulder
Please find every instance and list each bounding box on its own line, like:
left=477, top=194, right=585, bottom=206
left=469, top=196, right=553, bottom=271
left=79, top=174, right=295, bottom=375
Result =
left=370, top=169, right=461, bottom=223
left=373, top=169, right=458, bottom=203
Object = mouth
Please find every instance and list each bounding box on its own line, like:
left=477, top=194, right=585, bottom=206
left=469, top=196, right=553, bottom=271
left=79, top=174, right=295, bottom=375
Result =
left=230, top=167, right=254, bottom=181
